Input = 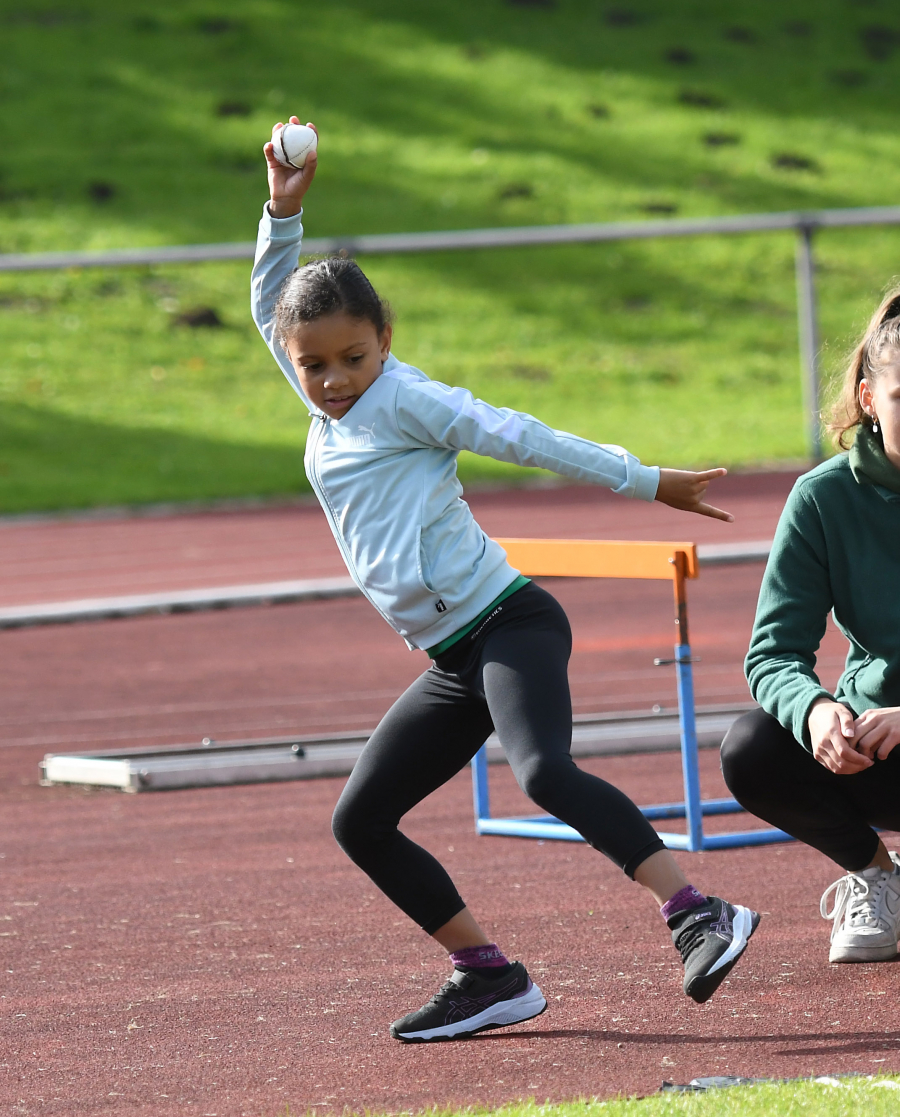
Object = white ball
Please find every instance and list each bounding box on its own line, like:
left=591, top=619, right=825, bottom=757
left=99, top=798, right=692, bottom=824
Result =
left=272, top=124, right=318, bottom=169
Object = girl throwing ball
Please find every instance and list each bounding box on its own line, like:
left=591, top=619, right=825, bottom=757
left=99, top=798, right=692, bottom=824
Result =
left=252, top=119, right=760, bottom=1042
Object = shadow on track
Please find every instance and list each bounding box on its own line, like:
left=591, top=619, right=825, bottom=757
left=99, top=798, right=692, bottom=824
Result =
left=473, top=1028, right=900, bottom=1055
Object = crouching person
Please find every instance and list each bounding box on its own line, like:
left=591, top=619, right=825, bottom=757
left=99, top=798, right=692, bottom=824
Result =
left=722, top=289, right=900, bottom=963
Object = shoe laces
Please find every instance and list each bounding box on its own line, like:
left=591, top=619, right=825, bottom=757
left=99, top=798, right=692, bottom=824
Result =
left=429, top=977, right=464, bottom=1006
left=820, top=871, right=890, bottom=940
left=674, top=919, right=709, bottom=964
left=431, top=978, right=471, bottom=1014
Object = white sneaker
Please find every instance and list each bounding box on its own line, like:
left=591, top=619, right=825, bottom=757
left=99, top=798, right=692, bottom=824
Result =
left=820, top=854, right=900, bottom=963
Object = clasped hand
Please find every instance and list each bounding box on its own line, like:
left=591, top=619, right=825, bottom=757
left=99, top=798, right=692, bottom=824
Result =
left=808, top=698, right=900, bottom=774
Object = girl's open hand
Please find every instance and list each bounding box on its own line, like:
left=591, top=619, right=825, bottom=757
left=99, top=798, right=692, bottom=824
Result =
left=264, top=117, right=318, bottom=219
left=808, top=698, right=873, bottom=774
left=655, top=468, right=733, bottom=522
left=854, top=707, right=900, bottom=762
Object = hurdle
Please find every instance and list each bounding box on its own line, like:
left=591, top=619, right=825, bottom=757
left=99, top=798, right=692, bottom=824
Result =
left=470, top=538, right=792, bottom=852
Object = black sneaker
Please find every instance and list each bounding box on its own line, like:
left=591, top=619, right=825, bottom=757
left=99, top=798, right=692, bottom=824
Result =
left=389, top=961, right=547, bottom=1043
left=669, top=896, right=760, bottom=1004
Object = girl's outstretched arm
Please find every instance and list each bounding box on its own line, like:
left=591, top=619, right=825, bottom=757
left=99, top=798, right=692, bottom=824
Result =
left=264, top=116, right=318, bottom=218
left=655, top=467, right=733, bottom=522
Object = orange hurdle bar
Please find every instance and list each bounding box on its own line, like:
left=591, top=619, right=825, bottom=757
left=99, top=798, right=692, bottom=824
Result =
left=496, top=538, right=699, bottom=581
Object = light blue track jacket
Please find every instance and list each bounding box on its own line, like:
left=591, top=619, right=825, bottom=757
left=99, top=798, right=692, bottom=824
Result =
left=251, top=205, right=660, bottom=650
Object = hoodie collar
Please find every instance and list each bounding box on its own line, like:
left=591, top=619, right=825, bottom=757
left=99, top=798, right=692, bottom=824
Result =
left=850, top=425, right=900, bottom=496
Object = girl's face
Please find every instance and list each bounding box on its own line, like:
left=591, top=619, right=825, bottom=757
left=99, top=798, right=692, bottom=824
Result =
left=860, top=361, right=900, bottom=469
left=286, top=312, right=392, bottom=421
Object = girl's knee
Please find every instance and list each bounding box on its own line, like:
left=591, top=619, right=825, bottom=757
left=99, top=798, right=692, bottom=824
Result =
left=516, top=753, right=571, bottom=809
left=330, top=798, right=352, bottom=852
left=331, top=793, right=368, bottom=857
left=720, top=708, right=783, bottom=796
left=331, top=785, right=399, bottom=862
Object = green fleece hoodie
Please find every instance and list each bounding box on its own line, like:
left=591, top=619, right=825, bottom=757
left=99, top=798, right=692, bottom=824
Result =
left=745, top=427, right=900, bottom=750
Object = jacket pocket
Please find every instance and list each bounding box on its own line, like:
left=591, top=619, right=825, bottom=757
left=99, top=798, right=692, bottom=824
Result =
left=415, top=526, right=438, bottom=594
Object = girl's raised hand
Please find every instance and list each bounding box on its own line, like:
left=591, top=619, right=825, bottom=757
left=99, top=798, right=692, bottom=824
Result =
left=264, top=117, right=318, bottom=219
left=655, top=467, right=733, bottom=522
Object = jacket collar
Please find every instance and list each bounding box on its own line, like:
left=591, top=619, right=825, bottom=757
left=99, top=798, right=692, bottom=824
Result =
left=850, top=425, right=900, bottom=497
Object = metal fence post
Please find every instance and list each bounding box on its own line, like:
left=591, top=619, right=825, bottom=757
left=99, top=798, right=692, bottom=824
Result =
left=795, top=223, right=822, bottom=462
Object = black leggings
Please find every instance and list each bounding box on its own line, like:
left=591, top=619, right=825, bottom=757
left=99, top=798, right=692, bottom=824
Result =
left=721, top=707, right=900, bottom=872
left=331, top=583, right=664, bottom=934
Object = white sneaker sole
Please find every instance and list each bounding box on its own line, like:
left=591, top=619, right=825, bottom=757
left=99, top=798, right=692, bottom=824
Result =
left=393, top=981, right=547, bottom=1042
left=830, top=941, right=898, bottom=963
left=707, top=904, right=754, bottom=976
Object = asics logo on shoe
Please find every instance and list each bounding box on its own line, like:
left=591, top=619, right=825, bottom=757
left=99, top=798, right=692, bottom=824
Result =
left=711, top=907, right=734, bottom=941
left=445, top=987, right=516, bottom=1024
left=444, top=974, right=520, bottom=1016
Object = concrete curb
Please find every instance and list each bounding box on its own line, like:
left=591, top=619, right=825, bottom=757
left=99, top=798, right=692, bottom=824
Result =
left=0, top=577, right=360, bottom=629
left=0, top=542, right=771, bottom=630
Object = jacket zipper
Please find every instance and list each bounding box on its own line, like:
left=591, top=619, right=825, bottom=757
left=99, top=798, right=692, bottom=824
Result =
left=306, top=415, right=398, bottom=631
left=843, top=652, right=872, bottom=690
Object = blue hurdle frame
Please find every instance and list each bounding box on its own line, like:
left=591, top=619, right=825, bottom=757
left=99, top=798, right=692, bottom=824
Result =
left=471, top=542, right=792, bottom=852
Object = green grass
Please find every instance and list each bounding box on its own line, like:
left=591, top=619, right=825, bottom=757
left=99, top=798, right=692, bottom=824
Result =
left=283, top=1079, right=900, bottom=1117
left=3, top=0, right=900, bottom=510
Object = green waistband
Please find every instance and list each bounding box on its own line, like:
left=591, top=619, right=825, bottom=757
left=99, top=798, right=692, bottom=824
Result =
left=426, top=576, right=531, bottom=659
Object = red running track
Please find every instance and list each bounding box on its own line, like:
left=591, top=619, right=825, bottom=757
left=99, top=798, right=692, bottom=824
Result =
left=4, top=473, right=898, bottom=1116
left=0, top=472, right=797, bottom=608
left=4, top=755, right=900, bottom=1116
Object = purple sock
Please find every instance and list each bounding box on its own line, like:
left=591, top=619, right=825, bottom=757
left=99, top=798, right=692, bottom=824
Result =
left=450, top=943, right=510, bottom=973
left=660, top=885, right=707, bottom=924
